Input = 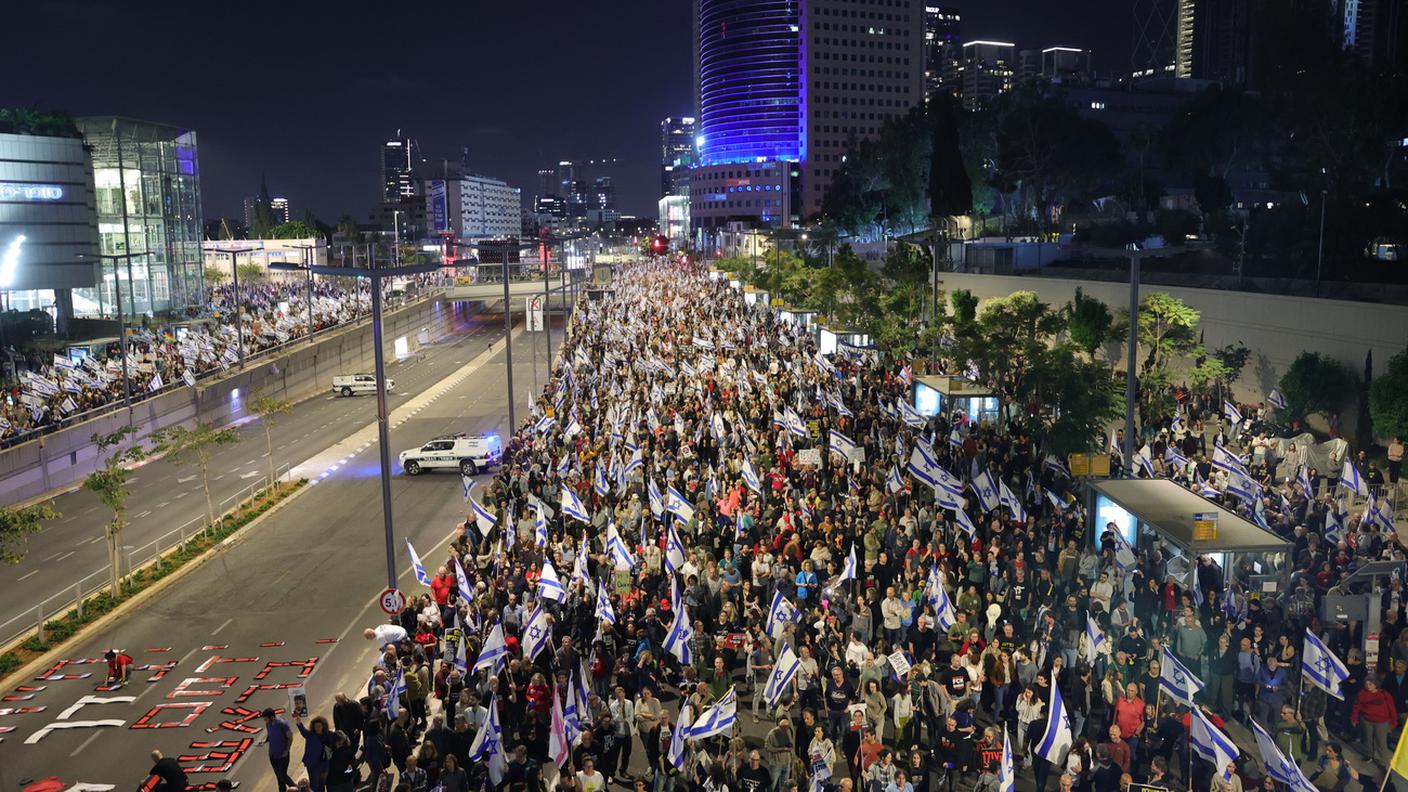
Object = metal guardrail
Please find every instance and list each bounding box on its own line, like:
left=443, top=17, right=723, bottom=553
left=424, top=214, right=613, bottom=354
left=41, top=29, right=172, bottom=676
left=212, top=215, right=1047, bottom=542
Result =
left=0, top=289, right=439, bottom=450
left=0, top=462, right=291, bottom=652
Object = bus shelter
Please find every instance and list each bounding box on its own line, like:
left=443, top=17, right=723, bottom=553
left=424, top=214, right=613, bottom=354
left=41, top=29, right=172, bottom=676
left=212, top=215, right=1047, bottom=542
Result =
left=1088, top=478, right=1292, bottom=601
left=912, top=374, right=1000, bottom=425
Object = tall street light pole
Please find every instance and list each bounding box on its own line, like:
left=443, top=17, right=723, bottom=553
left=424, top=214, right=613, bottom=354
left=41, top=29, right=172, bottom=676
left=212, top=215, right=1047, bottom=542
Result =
left=98, top=252, right=140, bottom=408
left=221, top=246, right=258, bottom=367
left=288, top=243, right=318, bottom=335
left=270, top=256, right=442, bottom=590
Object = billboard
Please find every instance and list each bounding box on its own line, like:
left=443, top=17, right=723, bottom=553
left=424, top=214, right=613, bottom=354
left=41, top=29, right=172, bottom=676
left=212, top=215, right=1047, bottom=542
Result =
left=427, top=180, right=449, bottom=233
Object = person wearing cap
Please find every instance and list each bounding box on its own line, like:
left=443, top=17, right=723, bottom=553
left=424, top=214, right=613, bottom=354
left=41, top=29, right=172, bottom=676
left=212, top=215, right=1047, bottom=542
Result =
left=258, top=707, right=296, bottom=790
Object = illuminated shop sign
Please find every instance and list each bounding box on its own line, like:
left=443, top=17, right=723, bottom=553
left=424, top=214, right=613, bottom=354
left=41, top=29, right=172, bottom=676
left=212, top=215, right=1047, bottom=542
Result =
left=0, top=183, right=64, bottom=201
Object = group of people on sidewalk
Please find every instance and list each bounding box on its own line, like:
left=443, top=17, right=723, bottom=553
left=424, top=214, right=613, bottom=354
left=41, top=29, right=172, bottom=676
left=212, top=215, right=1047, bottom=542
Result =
left=261, top=260, right=1407, bottom=792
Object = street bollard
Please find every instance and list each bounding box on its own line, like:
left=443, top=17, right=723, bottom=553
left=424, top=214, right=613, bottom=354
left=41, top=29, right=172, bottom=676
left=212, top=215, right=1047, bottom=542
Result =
left=75, top=582, right=83, bottom=620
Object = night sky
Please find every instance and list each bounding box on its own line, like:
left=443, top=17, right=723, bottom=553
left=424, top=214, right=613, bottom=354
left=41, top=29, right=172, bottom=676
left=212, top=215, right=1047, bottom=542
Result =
left=1, top=0, right=1126, bottom=224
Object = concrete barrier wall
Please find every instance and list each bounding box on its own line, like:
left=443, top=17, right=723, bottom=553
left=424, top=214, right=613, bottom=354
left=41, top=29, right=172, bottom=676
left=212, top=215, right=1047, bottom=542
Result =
left=0, top=297, right=454, bottom=507
left=939, top=272, right=1408, bottom=427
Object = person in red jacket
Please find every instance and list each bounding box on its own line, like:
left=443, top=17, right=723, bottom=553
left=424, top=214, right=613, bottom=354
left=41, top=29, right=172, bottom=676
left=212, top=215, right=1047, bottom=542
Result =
left=104, top=649, right=133, bottom=686
left=1350, top=676, right=1398, bottom=769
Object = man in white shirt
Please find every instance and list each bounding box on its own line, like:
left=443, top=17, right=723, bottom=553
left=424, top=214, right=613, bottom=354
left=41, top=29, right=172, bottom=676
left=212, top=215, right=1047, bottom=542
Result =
left=576, top=756, right=606, bottom=792
left=364, top=623, right=407, bottom=649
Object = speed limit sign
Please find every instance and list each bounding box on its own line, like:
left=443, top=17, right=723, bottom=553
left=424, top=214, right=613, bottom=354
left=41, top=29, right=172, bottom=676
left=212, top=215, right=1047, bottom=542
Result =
left=378, top=587, right=406, bottom=615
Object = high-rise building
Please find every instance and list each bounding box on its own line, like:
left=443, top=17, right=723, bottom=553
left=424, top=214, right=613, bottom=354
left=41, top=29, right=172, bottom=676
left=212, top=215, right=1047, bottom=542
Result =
left=381, top=131, right=420, bottom=203
left=425, top=174, right=521, bottom=240
left=1174, top=0, right=1252, bottom=82
left=242, top=196, right=257, bottom=230
left=536, top=167, right=558, bottom=202
left=660, top=116, right=696, bottom=197
left=1344, top=0, right=1407, bottom=70
left=75, top=117, right=204, bottom=317
left=593, top=176, right=616, bottom=212
left=925, top=6, right=963, bottom=98
left=958, top=40, right=1016, bottom=110
left=270, top=197, right=290, bottom=225
left=690, top=0, right=925, bottom=231
left=1042, top=46, right=1093, bottom=80
left=1132, top=0, right=1180, bottom=79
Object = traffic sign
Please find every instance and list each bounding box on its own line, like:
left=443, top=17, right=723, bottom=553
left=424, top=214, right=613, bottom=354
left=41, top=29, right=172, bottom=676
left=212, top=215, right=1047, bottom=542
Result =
left=526, top=296, right=544, bottom=332
left=378, top=587, right=406, bottom=614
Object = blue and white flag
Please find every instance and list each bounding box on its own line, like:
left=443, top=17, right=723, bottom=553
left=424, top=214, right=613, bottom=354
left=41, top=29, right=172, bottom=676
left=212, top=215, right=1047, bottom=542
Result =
left=534, top=504, right=549, bottom=548
left=837, top=544, right=857, bottom=584
left=998, top=480, right=1028, bottom=522
left=668, top=703, right=692, bottom=769
left=385, top=667, right=406, bottom=718
left=648, top=478, right=665, bottom=518
left=948, top=427, right=964, bottom=449
left=1034, top=678, right=1073, bottom=764
left=665, top=520, right=687, bottom=574
left=764, top=644, right=801, bottom=708
left=605, top=524, right=636, bottom=570
left=1110, top=527, right=1138, bottom=568
left=593, top=463, right=611, bottom=498
left=666, top=485, right=696, bottom=523
left=899, top=398, right=927, bottom=428
left=1165, top=446, right=1190, bottom=471
left=623, top=447, right=644, bottom=477
left=740, top=457, right=762, bottom=494
left=972, top=470, right=1001, bottom=513
left=1189, top=706, right=1238, bottom=780
left=472, top=620, right=508, bottom=674
left=1159, top=645, right=1205, bottom=704
left=469, top=497, right=498, bottom=535
left=1213, top=446, right=1248, bottom=478
left=953, top=506, right=978, bottom=537
left=1267, top=388, right=1288, bottom=410
left=1301, top=627, right=1350, bottom=700
left=685, top=687, right=737, bottom=739
left=784, top=407, right=808, bottom=438
left=1043, top=455, right=1071, bottom=478
left=1084, top=614, right=1106, bottom=664
left=1224, top=400, right=1243, bottom=425
left=1251, top=719, right=1319, bottom=792
left=467, top=692, right=508, bottom=784
left=523, top=603, right=552, bottom=661
left=560, top=487, right=590, bottom=523
left=453, top=632, right=468, bottom=674
left=928, top=565, right=957, bottom=631
left=663, top=596, right=694, bottom=666
left=539, top=559, right=566, bottom=602
left=455, top=558, right=474, bottom=603
left=405, top=539, right=431, bottom=587
left=1136, top=445, right=1157, bottom=478
left=766, top=589, right=799, bottom=640
left=1199, top=477, right=1223, bottom=498
left=1340, top=459, right=1369, bottom=496
left=887, top=465, right=905, bottom=494
left=534, top=413, right=556, bottom=434
left=828, top=430, right=857, bottom=460
left=564, top=415, right=583, bottom=438
left=595, top=582, right=616, bottom=624
left=462, top=474, right=474, bottom=502
left=999, top=728, right=1016, bottom=792
left=556, top=453, right=572, bottom=478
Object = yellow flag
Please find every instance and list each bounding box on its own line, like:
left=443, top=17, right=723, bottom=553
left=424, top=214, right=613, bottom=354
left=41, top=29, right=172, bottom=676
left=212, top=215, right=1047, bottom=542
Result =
left=1393, top=717, right=1408, bottom=780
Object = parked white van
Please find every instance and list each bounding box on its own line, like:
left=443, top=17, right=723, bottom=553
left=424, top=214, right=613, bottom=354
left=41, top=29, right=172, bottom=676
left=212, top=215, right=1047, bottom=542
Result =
left=332, top=373, right=396, bottom=397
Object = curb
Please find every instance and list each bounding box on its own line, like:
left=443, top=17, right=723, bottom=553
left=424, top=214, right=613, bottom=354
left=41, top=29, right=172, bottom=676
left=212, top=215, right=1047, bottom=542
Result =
left=0, top=476, right=312, bottom=688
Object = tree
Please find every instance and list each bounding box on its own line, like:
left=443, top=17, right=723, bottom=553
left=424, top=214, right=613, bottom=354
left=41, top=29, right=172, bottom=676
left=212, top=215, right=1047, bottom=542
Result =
left=1022, top=344, right=1123, bottom=456
left=1064, top=288, right=1113, bottom=359
left=204, top=266, right=229, bottom=285
left=236, top=261, right=264, bottom=284
left=83, top=426, right=146, bottom=597
left=950, top=290, right=978, bottom=325
left=268, top=220, right=320, bottom=240
left=1135, top=293, right=1200, bottom=373
left=1370, top=349, right=1408, bottom=440
left=1278, top=351, right=1357, bottom=423
left=249, top=390, right=294, bottom=485
left=956, top=291, right=1061, bottom=422
left=0, top=503, right=60, bottom=565
left=148, top=422, right=240, bottom=528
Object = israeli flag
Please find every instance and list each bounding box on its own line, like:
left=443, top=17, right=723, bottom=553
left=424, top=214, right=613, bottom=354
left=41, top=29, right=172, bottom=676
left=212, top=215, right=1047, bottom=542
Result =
left=560, top=488, right=590, bottom=523
left=1165, top=446, right=1190, bottom=471
left=972, top=470, right=1001, bottom=513
left=1189, top=706, right=1238, bottom=780
left=572, top=538, right=592, bottom=593
left=837, top=544, right=858, bottom=584
left=472, top=620, right=508, bottom=674
left=741, top=457, right=762, bottom=494
left=385, top=667, right=406, bottom=718
left=1340, top=459, right=1369, bottom=496
left=666, top=485, right=696, bottom=523
left=594, top=463, right=611, bottom=498
left=523, top=603, right=553, bottom=661
left=828, top=430, right=857, bottom=460
left=1034, top=677, right=1074, bottom=764
left=556, top=453, right=572, bottom=478
left=1110, top=527, right=1138, bottom=568
left=1223, top=400, right=1243, bottom=425
left=648, top=478, right=665, bottom=518
left=663, top=598, right=694, bottom=665
left=764, top=644, right=801, bottom=708
left=182, top=369, right=197, bottom=388
left=665, top=520, right=687, bottom=574
left=928, top=566, right=957, bottom=630
left=1267, top=387, right=1288, bottom=410
left=467, top=692, right=508, bottom=784
left=766, top=589, right=799, bottom=640
left=462, top=474, right=474, bottom=502
left=455, top=558, right=474, bottom=603
left=469, top=497, right=499, bottom=535
left=405, top=539, right=431, bottom=587
left=595, top=582, right=617, bottom=624
left=538, top=559, right=566, bottom=602
left=534, top=505, right=549, bottom=548
left=1136, top=445, right=1157, bottom=478
left=1043, top=455, right=1071, bottom=478
left=887, top=465, right=904, bottom=494
left=624, top=447, right=644, bottom=476
left=951, top=502, right=976, bottom=535
left=1213, top=446, right=1248, bottom=477
left=668, top=703, right=692, bottom=769
left=1084, top=614, right=1106, bottom=665
left=564, top=415, right=583, bottom=438
left=1251, top=719, right=1319, bottom=792
left=685, top=687, right=737, bottom=739
left=948, top=427, right=964, bottom=449
left=999, top=728, right=1016, bottom=792
left=535, top=413, right=556, bottom=434
left=1301, top=627, right=1350, bottom=700
left=1159, top=645, right=1205, bottom=704
left=784, top=407, right=808, bottom=438
left=1199, top=477, right=1223, bottom=498
left=606, top=524, right=636, bottom=569
left=999, top=480, right=1028, bottom=522
left=899, top=398, right=927, bottom=428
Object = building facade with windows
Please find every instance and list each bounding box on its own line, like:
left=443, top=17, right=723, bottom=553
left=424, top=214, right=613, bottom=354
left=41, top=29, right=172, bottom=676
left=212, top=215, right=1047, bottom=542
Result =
left=74, top=117, right=204, bottom=318
left=426, top=174, right=521, bottom=241
left=661, top=116, right=697, bottom=197
left=924, top=6, right=962, bottom=98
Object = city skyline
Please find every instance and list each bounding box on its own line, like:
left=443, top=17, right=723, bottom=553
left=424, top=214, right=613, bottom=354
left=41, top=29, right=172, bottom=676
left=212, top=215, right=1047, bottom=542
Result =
left=0, top=0, right=1130, bottom=223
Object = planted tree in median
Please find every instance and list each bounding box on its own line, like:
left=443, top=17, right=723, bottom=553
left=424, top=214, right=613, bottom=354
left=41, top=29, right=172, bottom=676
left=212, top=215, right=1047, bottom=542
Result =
left=249, top=390, right=294, bottom=485
left=1064, top=288, right=1113, bottom=360
left=148, top=422, right=240, bottom=529
left=83, top=426, right=146, bottom=597
left=0, top=503, right=60, bottom=565
left=1279, top=352, right=1357, bottom=426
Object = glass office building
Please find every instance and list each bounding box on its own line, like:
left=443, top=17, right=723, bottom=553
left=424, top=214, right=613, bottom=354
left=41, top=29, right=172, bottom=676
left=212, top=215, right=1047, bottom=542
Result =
left=696, top=0, right=803, bottom=166
left=73, top=117, right=204, bottom=318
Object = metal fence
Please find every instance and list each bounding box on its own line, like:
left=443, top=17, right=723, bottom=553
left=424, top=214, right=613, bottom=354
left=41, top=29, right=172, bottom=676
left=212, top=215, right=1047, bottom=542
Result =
left=0, top=462, right=291, bottom=652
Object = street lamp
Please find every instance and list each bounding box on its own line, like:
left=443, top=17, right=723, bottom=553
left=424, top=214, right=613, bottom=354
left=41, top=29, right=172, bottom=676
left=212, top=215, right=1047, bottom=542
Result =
left=286, top=242, right=319, bottom=335
left=1113, top=243, right=1184, bottom=473
left=270, top=255, right=442, bottom=590
left=218, top=246, right=259, bottom=367
left=97, top=251, right=141, bottom=408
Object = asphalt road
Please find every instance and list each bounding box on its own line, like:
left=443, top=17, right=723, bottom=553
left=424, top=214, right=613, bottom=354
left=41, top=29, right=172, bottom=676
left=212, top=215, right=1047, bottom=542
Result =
left=0, top=301, right=558, bottom=649
left=0, top=304, right=559, bottom=789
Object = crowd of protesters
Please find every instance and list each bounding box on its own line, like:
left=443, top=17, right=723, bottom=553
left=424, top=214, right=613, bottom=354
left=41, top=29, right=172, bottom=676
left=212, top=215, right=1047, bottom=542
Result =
left=269, top=260, right=1406, bottom=792
left=0, top=278, right=406, bottom=445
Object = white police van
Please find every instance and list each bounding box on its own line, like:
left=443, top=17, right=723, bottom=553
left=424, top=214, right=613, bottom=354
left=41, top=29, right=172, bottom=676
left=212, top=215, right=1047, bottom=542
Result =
left=332, top=373, right=395, bottom=397
left=399, top=432, right=503, bottom=476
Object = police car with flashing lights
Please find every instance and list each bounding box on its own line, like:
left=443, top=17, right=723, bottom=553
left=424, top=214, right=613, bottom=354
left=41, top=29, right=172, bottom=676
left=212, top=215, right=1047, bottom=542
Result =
left=398, top=432, right=503, bottom=476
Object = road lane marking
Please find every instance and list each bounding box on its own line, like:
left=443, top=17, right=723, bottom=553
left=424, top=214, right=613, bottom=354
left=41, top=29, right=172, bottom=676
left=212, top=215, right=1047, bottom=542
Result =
left=55, top=551, right=74, bottom=562
left=211, top=617, right=233, bottom=636
left=134, top=510, right=152, bottom=519
left=18, top=570, right=38, bottom=581
left=70, top=729, right=103, bottom=757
